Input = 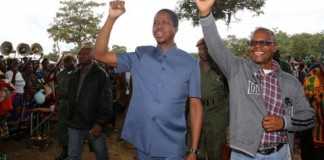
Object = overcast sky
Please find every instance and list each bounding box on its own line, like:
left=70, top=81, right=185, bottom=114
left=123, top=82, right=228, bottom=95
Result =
left=0, top=0, right=323, bottom=54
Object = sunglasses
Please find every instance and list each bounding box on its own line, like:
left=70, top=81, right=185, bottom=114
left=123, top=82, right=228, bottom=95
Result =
left=249, top=40, right=274, bottom=46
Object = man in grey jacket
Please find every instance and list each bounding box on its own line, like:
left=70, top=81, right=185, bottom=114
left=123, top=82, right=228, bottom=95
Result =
left=195, top=0, right=315, bottom=159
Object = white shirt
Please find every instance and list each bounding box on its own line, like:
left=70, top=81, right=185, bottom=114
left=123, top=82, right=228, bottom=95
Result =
left=5, top=70, right=25, bottom=94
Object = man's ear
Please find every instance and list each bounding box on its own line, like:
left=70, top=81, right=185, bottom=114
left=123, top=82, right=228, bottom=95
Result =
left=173, top=27, right=178, bottom=34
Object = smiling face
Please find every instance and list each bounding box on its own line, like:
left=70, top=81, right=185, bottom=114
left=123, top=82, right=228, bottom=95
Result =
left=152, top=11, right=177, bottom=46
left=249, top=29, right=277, bottom=69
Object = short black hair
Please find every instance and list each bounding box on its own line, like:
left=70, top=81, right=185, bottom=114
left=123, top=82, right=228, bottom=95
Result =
left=157, top=9, right=179, bottom=30
left=78, top=47, right=93, bottom=55
left=63, top=55, right=76, bottom=64
left=251, top=27, right=276, bottom=43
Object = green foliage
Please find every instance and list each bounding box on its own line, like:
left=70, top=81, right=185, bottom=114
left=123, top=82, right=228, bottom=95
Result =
left=288, top=33, right=313, bottom=58
left=47, top=0, right=104, bottom=50
left=44, top=53, right=60, bottom=62
left=274, top=29, right=290, bottom=56
left=223, top=30, right=324, bottom=60
left=176, top=0, right=265, bottom=25
left=112, top=45, right=127, bottom=54
left=274, top=30, right=324, bottom=59
left=224, top=35, right=249, bottom=57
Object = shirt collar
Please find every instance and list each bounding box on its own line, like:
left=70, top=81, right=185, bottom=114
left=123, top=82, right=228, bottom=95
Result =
left=156, top=44, right=178, bottom=57
left=259, top=60, right=280, bottom=76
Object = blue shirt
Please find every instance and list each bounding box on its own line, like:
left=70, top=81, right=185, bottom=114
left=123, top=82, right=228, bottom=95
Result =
left=116, top=46, right=201, bottom=157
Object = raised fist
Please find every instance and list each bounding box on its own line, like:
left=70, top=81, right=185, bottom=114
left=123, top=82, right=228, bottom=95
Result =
left=195, top=0, right=215, bottom=16
left=109, top=0, right=125, bottom=19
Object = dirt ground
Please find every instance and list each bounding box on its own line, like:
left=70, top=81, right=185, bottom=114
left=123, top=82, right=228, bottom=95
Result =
left=0, top=111, right=136, bottom=160
left=0, top=112, right=302, bottom=160
left=0, top=129, right=136, bottom=160
left=0, top=132, right=302, bottom=160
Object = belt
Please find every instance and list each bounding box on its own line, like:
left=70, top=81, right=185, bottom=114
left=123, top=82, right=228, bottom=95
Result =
left=257, top=143, right=285, bottom=155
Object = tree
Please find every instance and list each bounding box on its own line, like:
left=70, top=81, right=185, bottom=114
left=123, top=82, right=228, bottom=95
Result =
left=112, top=45, right=127, bottom=54
left=289, top=33, right=315, bottom=59
left=309, top=33, right=324, bottom=58
left=274, top=31, right=324, bottom=60
left=44, top=53, right=60, bottom=62
left=274, top=29, right=290, bottom=57
left=47, top=0, right=104, bottom=51
left=176, top=0, right=265, bottom=25
left=224, top=35, right=249, bottom=57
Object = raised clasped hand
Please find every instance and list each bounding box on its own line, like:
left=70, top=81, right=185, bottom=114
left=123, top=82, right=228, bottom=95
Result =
left=109, top=0, right=125, bottom=19
left=195, top=0, right=215, bottom=16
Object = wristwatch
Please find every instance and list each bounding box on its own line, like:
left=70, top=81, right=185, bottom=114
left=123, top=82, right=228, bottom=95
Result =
left=188, top=148, right=199, bottom=155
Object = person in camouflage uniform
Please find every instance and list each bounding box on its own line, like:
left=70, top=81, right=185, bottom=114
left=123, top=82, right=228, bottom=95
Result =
left=197, top=38, right=229, bottom=160
left=303, top=60, right=324, bottom=160
left=55, top=55, right=76, bottom=160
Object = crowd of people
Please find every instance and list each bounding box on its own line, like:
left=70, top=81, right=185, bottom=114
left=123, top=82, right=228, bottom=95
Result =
left=0, top=0, right=323, bottom=160
left=0, top=56, right=57, bottom=158
left=0, top=50, right=130, bottom=160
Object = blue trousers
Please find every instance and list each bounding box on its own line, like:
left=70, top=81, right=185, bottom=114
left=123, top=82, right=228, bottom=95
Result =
left=137, top=150, right=183, bottom=160
left=230, top=144, right=291, bottom=160
left=68, top=128, right=108, bottom=160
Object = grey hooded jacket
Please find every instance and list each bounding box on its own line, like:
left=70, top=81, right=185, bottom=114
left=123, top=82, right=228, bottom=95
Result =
left=200, top=14, right=314, bottom=157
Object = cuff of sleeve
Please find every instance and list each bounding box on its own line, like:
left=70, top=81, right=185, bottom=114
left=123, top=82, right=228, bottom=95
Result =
left=187, top=148, right=199, bottom=155
left=283, top=116, right=291, bottom=130
left=199, top=12, right=211, bottom=19
left=199, top=12, right=215, bottom=27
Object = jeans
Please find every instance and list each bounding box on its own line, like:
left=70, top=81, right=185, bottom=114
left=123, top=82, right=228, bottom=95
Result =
left=137, top=150, right=183, bottom=160
left=68, top=128, right=108, bottom=160
left=230, top=144, right=291, bottom=160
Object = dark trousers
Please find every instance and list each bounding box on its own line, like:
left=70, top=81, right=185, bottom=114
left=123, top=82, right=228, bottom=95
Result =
left=299, top=129, right=314, bottom=160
